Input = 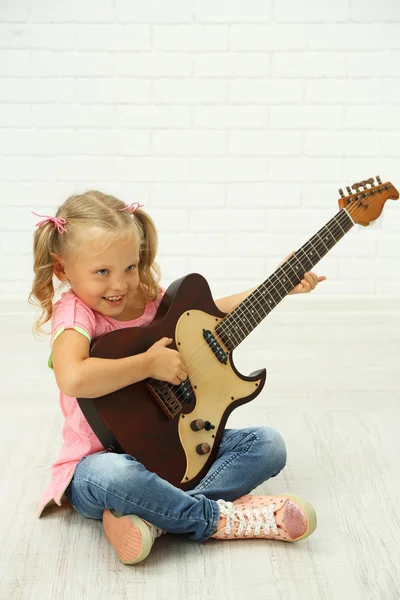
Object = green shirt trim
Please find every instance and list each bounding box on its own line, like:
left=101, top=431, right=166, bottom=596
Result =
left=48, top=326, right=91, bottom=369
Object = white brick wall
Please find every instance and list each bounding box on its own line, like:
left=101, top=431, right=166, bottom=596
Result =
left=0, top=0, right=400, bottom=312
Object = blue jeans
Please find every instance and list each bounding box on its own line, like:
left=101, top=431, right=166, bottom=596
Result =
left=64, top=426, right=287, bottom=542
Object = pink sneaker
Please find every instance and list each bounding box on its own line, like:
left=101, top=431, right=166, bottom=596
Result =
left=211, top=494, right=317, bottom=542
left=103, top=509, right=165, bottom=565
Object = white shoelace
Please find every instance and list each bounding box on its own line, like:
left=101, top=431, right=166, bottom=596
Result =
left=217, top=499, right=280, bottom=537
left=149, top=524, right=165, bottom=543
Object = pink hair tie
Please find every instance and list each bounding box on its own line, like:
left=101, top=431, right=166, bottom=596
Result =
left=120, top=202, right=144, bottom=214
left=31, top=211, right=67, bottom=234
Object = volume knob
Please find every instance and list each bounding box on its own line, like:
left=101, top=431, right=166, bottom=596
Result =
left=196, top=443, right=211, bottom=455
left=190, top=419, right=205, bottom=431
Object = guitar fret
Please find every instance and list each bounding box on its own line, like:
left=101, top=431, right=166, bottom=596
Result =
left=217, top=208, right=353, bottom=350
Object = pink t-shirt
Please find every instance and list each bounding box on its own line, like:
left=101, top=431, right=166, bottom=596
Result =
left=37, top=286, right=166, bottom=517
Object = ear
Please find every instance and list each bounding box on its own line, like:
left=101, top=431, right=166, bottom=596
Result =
left=51, top=253, right=69, bottom=283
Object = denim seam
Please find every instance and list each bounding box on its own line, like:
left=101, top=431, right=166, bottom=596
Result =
left=194, top=433, right=257, bottom=492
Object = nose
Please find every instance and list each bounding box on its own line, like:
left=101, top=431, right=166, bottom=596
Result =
left=110, top=275, right=126, bottom=294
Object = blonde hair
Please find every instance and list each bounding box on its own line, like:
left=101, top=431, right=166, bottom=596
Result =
left=28, top=190, right=161, bottom=339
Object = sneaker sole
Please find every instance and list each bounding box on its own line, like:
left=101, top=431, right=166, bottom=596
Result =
left=103, top=509, right=153, bottom=565
left=285, top=494, right=318, bottom=542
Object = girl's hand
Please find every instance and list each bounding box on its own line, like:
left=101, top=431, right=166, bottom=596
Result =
left=278, top=251, right=327, bottom=295
left=145, top=337, right=188, bottom=385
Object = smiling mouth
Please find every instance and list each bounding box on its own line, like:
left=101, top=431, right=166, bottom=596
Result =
left=102, top=295, right=124, bottom=303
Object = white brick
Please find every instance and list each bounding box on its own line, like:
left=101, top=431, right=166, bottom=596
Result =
left=76, top=79, right=151, bottom=104
left=2, top=232, right=32, bottom=254
left=0, top=0, right=115, bottom=23
left=302, top=183, right=348, bottom=208
left=56, top=157, right=114, bottom=181
left=116, top=0, right=193, bottom=23
left=0, top=254, right=31, bottom=279
left=31, top=52, right=113, bottom=77
left=344, top=106, right=400, bottom=129
left=382, top=80, right=400, bottom=103
left=229, top=79, right=305, bottom=104
left=158, top=232, right=225, bottom=255
left=377, top=235, right=400, bottom=257
left=190, top=158, right=266, bottom=182
left=274, top=0, right=349, bottom=22
left=32, top=105, right=116, bottom=128
left=116, top=53, right=192, bottom=77
left=0, top=25, right=75, bottom=49
left=229, top=131, right=302, bottom=156
left=305, top=79, right=382, bottom=105
left=304, top=132, right=382, bottom=156
left=265, top=208, right=334, bottom=233
left=0, top=104, right=31, bottom=127
left=151, top=183, right=224, bottom=207
left=381, top=132, right=400, bottom=157
left=0, top=50, right=30, bottom=75
left=115, top=158, right=191, bottom=181
left=75, top=25, right=151, bottom=50
left=319, top=281, right=374, bottom=294
left=194, top=54, right=271, bottom=78
left=188, top=256, right=264, bottom=280
left=0, top=78, right=75, bottom=102
left=148, top=209, right=190, bottom=232
left=193, top=106, right=268, bottom=129
left=115, top=106, right=190, bottom=128
left=153, top=79, right=227, bottom=104
left=307, top=24, right=400, bottom=50
left=227, top=183, right=302, bottom=208
left=190, top=209, right=265, bottom=232
left=271, top=106, right=343, bottom=129
left=272, top=53, right=347, bottom=78
left=339, top=258, right=399, bottom=279
left=155, top=256, right=189, bottom=279
left=154, top=25, right=229, bottom=51
left=350, top=0, right=400, bottom=22
left=153, top=131, right=226, bottom=156
left=230, top=25, right=306, bottom=50
left=225, top=232, right=301, bottom=257
left=342, top=159, right=397, bottom=183
left=1, top=129, right=150, bottom=156
left=348, top=52, right=400, bottom=77
left=195, top=1, right=272, bottom=23
left=267, top=158, right=344, bottom=181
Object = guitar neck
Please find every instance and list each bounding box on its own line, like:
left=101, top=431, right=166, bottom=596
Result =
left=216, top=207, right=354, bottom=351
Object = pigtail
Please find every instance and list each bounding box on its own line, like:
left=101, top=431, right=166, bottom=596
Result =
left=28, top=225, right=58, bottom=339
left=133, top=209, right=162, bottom=301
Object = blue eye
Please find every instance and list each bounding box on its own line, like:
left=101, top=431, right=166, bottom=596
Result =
left=96, top=265, right=136, bottom=276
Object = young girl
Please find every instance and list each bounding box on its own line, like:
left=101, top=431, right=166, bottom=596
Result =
left=30, top=191, right=324, bottom=566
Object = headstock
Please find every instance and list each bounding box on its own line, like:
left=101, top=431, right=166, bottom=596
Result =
left=338, top=176, right=398, bottom=226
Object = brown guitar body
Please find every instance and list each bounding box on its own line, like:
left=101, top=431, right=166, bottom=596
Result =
left=77, top=273, right=266, bottom=490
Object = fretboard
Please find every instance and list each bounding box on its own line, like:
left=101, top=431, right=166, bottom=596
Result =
left=216, top=208, right=354, bottom=351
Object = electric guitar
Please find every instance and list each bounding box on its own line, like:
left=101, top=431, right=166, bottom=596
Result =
left=77, top=177, right=398, bottom=490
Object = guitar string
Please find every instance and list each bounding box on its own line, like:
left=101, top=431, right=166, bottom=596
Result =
left=153, top=190, right=381, bottom=404
left=154, top=209, right=352, bottom=405
left=151, top=188, right=390, bottom=407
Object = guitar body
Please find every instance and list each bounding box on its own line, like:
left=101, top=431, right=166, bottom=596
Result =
left=78, top=273, right=266, bottom=490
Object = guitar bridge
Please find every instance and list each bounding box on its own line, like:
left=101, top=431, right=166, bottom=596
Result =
left=146, top=378, right=195, bottom=420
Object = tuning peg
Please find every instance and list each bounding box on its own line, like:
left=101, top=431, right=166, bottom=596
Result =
left=376, top=175, right=382, bottom=184
left=352, top=182, right=361, bottom=191
left=346, top=186, right=352, bottom=194
left=366, top=177, right=374, bottom=186
left=338, top=188, right=345, bottom=198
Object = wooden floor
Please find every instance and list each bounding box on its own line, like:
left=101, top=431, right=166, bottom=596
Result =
left=2, top=305, right=400, bottom=600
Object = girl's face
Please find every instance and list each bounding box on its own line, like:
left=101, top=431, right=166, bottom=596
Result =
left=53, top=229, right=141, bottom=319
